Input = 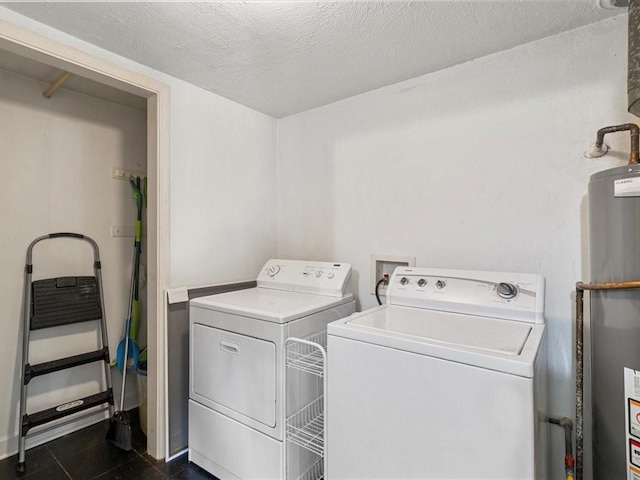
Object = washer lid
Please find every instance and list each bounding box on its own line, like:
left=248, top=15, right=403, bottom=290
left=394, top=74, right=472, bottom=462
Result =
left=349, top=306, right=531, bottom=355
left=328, top=305, right=545, bottom=377
left=191, top=287, right=354, bottom=323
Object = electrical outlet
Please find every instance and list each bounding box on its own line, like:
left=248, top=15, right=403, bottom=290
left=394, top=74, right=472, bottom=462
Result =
left=370, top=254, right=416, bottom=296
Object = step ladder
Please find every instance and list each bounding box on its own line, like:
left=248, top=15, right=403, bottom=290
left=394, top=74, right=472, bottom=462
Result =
left=17, top=233, right=115, bottom=473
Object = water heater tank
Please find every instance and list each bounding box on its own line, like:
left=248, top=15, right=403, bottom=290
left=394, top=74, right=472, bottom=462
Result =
left=630, top=0, right=640, bottom=116
left=589, top=163, right=640, bottom=478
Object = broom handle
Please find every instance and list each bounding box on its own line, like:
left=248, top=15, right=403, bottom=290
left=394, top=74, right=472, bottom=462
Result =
left=120, top=317, right=130, bottom=411
left=120, top=255, right=136, bottom=411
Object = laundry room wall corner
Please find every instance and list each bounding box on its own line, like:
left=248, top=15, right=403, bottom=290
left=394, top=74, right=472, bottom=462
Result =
left=276, top=14, right=631, bottom=480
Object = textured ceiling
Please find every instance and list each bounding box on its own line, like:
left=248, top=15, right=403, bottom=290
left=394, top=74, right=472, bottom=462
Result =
left=2, top=2, right=620, bottom=118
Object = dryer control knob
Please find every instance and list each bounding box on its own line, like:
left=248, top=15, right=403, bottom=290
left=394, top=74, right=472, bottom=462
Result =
left=417, top=279, right=427, bottom=287
left=327, top=272, right=335, bottom=279
left=266, top=265, right=280, bottom=277
left=315, top=270, right=323, bottom=278
left=497, top=282, right=518, bottom=299
left=436, top=280, right=446, bottom=289
left=400, top=277, right=410, bottom=286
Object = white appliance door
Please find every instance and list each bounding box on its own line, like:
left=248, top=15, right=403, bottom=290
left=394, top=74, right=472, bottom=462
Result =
left=327, top=335, right=539, bottom=479
left=192, top=324, right=276, bottom=427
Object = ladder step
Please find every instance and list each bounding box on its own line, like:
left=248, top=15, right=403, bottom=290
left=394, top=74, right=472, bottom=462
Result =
left=24, top=348, right=109, bottom=385
left=21, top=390, right=113, bottom=436
left=31, top=276, right=102, bottom=330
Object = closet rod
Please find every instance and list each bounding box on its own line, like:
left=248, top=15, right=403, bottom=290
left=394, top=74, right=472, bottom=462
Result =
left=43, top=72, right=72, bottom=98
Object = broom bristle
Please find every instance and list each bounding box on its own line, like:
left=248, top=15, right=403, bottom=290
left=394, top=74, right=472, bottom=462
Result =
left=106, top=411, right=132, bottom=451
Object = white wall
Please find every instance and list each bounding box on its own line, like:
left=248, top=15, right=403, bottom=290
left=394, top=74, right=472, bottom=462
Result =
left=0, top=7, right=279, bottom=289
left=169, top=81, right=278, bottom=287
left=2, top=5, right=634, bottom=476
left=0, top=66, right=146, bottom=456
left=277, top=15, right=631, bottom=479
left=0, top=6, right=278, bottom=460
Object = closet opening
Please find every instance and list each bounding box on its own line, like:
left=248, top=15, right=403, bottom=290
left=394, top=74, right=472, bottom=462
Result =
left=0, top=22, right=169, bottom=461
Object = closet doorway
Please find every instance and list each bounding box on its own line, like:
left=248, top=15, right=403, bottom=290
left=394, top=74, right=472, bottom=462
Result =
left=0, top=21, right=169, bottom=460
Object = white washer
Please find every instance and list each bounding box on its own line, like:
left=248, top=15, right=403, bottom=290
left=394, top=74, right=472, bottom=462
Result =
left=189, top=259, right=355, bottom=480
left=327, top=267, right=548, bottom=480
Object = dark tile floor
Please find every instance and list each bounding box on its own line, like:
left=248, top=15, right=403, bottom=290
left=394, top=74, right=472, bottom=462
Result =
left=0, top=410, right=218, bottom=480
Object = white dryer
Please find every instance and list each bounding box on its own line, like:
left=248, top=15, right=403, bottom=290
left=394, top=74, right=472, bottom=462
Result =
left=327, top=267, right=548, bottom=480
left=189, top=259, right=355, bottom=480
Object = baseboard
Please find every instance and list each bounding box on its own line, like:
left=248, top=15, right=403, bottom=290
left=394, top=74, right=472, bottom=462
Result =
left=0, top=390, right=139, bottom=461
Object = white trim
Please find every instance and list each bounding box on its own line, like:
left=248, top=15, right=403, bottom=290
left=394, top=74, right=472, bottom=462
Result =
left=0, top=385, right=139, bottom=461
left=163, top=290, right=171, bottom=462
left=0, top=19, right=170, bottom=459
left=166, top=447, right=188, bottom=463
left=0, top=410, right=108, bottom=461
left=166, top=279, right=255, bottom=302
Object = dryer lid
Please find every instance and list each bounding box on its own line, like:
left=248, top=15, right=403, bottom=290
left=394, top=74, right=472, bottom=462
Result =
left=191, top=287, right=354, bottom=323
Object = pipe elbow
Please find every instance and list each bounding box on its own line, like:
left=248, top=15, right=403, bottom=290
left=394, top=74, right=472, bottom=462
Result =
left=593, top=123, right=640, bottom=165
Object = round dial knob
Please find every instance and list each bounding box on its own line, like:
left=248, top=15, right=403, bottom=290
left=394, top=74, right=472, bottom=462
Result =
left=417, top=279, right=427, bottom=287
left=436, top=280, right=446, bottom=289
left=266, top=265, right=280, bottom=277
left=315, top=270, right=323, bottom=278
left=400, top=277, right=409, bottom=286
left=326, top=272, right=335, bottom=279
left=497, top=282, right=518, bottom=299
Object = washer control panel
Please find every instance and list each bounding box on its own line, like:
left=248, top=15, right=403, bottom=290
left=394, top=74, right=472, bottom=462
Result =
left=387, top=267, right=545, bottom=323
left=257, top=259, right=352, bottom=297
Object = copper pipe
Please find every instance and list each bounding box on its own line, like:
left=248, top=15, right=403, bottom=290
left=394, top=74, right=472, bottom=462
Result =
left=578, top=280, right=640, bottom=290
left=575, top=279, right=640, bottom=480
left=547, top=416, right=575, bottom=480
left=575, top=287, right=584, bottom=480
left=594, top=124, right=640, bottom=164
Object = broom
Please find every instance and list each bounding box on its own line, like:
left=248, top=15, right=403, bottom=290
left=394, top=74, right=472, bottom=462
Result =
left=106, top=261, right=136, bottom=451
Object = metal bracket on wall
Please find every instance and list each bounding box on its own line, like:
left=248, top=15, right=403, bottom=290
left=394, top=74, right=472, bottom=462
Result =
left=43, top=71, right=72, bottom=98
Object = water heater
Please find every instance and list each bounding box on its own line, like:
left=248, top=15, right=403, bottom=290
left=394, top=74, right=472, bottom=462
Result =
left=589, top=163, right=640, bottom=478
left=630, top=0, right=640, bottom=116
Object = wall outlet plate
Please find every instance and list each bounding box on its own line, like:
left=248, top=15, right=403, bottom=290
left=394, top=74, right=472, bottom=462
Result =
left=112, top=225, right=135, bottom=237
left=370, top=254, right=416, bottom=296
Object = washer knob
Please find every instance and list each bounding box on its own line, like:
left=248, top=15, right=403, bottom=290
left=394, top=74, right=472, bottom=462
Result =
left=497, top=282, right=518, bottom=299
left=327, top=272, right=335, bottom=279
left=400, top=277, right=409, bottom=286
left=436, top=280, right=446, bottom=289
left=266, top=265, right=280, bottom=277
left=417, top=279, right=427, bottom=287
left=315, top=270, right=323, bottom=278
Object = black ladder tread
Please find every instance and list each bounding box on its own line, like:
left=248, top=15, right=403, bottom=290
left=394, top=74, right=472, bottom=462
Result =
left=25, top=348, right=109, bottom=384
left=22, top=390, right=113, bottom=434
left=31, top=276, right=103, bottom=330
